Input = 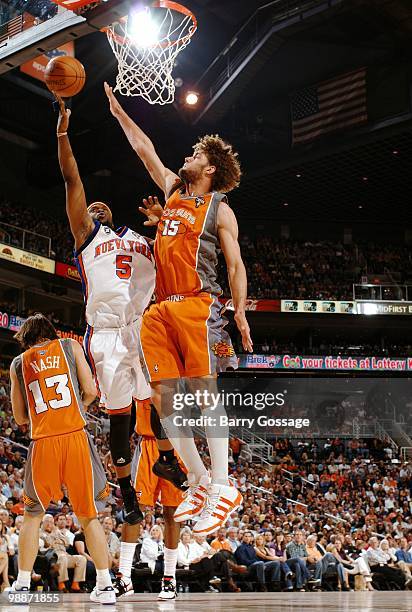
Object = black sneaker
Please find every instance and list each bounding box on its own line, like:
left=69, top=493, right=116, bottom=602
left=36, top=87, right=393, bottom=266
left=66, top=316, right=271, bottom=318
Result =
left=122, top=488, right=143, bottom=525
left=158, top=577, right=177, bottom=600
left=152, top=457, right=187, bottom=490
left=112, top=575, right=133, bottom=598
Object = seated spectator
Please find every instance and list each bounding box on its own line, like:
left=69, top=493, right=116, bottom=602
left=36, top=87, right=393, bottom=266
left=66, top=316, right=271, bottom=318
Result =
left=39, top=514, right=86, bottom=592
left=285, top=531, right=311, bottom=591
left=226, top=527, right=240, bottom=553
left=210, top=528, right=233, bottom=553
left=139, top=525, right=164, bottom=574
left=193, top=534, right=240, bottom=592
left=364, top=537, right=405, bottom=589
left=270, top=532, right=293, bottom=590
left=331, top=538, right=374, bottom=591
left=0, top=517, right=13, bottom=590
left=395, top=537, right=412, bottom=586
left=177, top=529, right=220, bottom=593
left=73, top=526, right=96, bottom=590
left=235, top=531, right=269, bottom=592
left=254, top=533, right=282, bottom=590
left=102, top=516, right=120, bottom=571
left=54, top=514, right=75, bottom=548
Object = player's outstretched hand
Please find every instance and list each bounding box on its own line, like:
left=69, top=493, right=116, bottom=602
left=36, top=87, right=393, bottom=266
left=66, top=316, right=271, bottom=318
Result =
left=234, top=311, right=253, bottom=353
left=139, top=196, right=164, bottom=226
left=54, top=93, right=71, bottom=136
left=104, top=81, right=123, bottom=117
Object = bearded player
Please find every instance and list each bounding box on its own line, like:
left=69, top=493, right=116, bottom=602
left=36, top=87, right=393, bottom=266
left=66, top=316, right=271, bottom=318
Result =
left=55, top=95, right=185, bottom=598
left=105, top=83, right=253, bottom=536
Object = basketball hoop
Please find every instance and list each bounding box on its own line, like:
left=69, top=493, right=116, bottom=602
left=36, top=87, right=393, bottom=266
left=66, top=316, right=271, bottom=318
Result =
left=102, top=1, right=197, bottom=104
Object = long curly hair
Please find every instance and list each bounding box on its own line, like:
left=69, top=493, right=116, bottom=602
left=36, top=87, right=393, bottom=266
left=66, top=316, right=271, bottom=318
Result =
left=194, top=134, right=241, bottom=193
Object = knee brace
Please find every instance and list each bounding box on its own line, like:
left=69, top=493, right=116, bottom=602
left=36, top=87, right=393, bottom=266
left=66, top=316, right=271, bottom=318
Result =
left=109, top=413, right=131, bottom=466
left=150, top=404, right=168, bottom=440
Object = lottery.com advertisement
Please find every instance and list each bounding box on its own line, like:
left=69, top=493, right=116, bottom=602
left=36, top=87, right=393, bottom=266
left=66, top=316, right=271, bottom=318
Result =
left=157, top=376, right=411, bottom=438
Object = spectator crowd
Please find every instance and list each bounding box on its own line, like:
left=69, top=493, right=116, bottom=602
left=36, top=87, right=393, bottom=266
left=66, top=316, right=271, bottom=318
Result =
left=2, top=197, right=412, bottom=301
left=0, top=371, right=410, bottom=594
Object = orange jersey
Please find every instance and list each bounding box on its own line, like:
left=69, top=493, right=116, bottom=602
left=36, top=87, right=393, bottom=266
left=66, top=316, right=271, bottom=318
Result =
left=154, top=188, right=226, bottom=302
left=134, top=398, right=155, bottom=437
left=12, top=339, right=86, bottom=440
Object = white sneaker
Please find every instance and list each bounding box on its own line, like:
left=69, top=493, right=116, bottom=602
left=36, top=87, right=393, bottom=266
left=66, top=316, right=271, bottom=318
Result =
left=173, top=474, right=210, bottom=522
left=193, top=483, right=243, bottom=535
left=90, top=585, right=116, bottom=605
left=4, top=582, right=29, bottom=593
left=158, top=577, right=177, bottom=600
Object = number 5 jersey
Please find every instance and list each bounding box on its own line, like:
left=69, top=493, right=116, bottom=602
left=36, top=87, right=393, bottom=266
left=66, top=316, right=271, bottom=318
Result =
left=74, top=222, right=155, bottom=329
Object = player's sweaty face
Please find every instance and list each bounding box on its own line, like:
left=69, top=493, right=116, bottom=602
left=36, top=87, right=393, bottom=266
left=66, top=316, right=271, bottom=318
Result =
left=179, top=149, right=209, bottom=183
left=88, top=202, right=113, bottom=226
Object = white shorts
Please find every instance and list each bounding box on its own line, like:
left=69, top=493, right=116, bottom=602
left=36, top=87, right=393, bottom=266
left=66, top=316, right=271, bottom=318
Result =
left=84, top=321, right=151, bottom=411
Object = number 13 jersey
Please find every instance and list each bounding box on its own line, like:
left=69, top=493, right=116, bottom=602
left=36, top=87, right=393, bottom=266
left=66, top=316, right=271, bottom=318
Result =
left=12, top=338, right=86, bottom=440
left=74, top=222, right=155, bottom=329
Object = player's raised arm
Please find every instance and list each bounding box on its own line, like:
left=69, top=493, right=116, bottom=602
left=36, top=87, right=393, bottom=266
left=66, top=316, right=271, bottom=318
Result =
left=55, top=95, right=94, bottom=250
left=70, top=339, right=97, bottom=406
left=104, top=82, right=179, bottom=197
left=218, top=202, right=253, bottom=353
left=10, top=363, right=29, bottom=426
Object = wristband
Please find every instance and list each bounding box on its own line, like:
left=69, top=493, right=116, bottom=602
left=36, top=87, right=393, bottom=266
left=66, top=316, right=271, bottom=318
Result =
left=57, top=132, right=67, bottom=137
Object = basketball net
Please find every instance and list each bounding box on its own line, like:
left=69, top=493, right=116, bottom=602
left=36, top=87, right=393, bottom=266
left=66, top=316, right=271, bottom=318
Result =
left=104, top=1, right=197, bottom=104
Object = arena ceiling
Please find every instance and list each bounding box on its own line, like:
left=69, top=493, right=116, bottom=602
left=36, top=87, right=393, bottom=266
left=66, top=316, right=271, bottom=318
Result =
left=1, top=0, right=412, bottom=225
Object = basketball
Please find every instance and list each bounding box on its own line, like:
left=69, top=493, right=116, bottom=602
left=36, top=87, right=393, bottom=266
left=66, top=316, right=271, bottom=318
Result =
left=44, top=56, right=86, bottom=97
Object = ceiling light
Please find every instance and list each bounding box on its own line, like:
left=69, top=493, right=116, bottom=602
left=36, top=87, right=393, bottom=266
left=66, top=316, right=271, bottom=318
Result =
left=185, top=92, right=199, bottom=105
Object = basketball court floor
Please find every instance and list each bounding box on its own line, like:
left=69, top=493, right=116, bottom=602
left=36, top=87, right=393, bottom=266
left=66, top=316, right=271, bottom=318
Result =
left=0, top=592, right=409, bottom=611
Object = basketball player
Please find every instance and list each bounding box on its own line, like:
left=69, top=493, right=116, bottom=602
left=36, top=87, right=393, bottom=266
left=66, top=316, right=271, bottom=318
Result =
left=114, top=401, right=183, bottom=599
left=9, top=313, right=115, bottom=604
left=55, top=95, right=186, bottom=523
left=105, top=83, right=253, bottom=535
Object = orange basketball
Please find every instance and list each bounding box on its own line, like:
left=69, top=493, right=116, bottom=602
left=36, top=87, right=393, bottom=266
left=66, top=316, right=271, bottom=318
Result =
left=44, top=56, right=86, bottom=97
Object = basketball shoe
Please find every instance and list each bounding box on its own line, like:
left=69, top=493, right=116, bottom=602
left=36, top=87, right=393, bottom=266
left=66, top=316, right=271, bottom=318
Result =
left=90, top=585, right=116, bottom=605
left=152, top=456, right=187, bottom=490
left=192, top=483, right=243, bottom=535
left=4, top=582, right=29, bottom=593
left=112, top=574, right=134, bottom=598
left=122, top=487, right=143, bottom=525
left=173, top=474, right=210, bottom=522
left=158, top=577, right=177, bottom=600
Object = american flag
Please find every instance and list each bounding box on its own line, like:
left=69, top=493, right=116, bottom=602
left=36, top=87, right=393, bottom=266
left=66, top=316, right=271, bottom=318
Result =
left=290, top=67, right=367, bottom=145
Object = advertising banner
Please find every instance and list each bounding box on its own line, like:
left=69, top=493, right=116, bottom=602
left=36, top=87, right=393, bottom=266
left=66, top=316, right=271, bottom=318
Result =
left=220, top=299, right=281, bottom=312
left=0, top=243, right=55, bottom=274
left=55, top=261, right=81, bottom=283
left=0, top=311, right=83, bottom=344
left=20, top=42, right=74, bottom=82
left=281, top=300, right=356, bottom=314
left=238, top=353, right=412, bottom=372
left=357, top=301, right=412, bottom=315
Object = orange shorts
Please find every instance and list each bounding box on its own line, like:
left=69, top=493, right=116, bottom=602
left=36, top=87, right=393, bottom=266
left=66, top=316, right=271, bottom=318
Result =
left=132, top=437, right=184, bottom=508
left=139, top=293, right=236, bottom=382
left=24, top=429, right=109, bottom=518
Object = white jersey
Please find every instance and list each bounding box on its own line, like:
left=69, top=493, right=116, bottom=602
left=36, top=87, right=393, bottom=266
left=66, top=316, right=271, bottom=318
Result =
left=74, top=222, right=155, bottom=329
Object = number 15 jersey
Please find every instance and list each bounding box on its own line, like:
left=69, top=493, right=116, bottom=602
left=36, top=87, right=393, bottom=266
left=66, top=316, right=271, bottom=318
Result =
left=74, top=222, right=155, bottom=329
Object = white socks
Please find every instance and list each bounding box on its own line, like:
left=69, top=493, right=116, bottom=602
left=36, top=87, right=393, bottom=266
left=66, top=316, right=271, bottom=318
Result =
left=119, top=542, right=137, bottom=581
left=161, top=415, right=208, bottom=481
left=204, top=404, right=229, bottom=485
left=163, top=547, right=178, bottom=579
left=96, top=569, right=112, bottom=590
left=16, top=570, right=31, bottom=588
